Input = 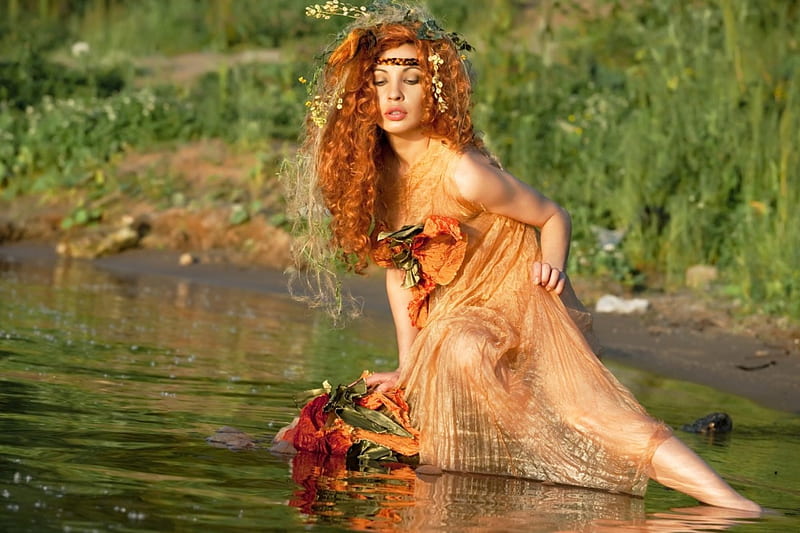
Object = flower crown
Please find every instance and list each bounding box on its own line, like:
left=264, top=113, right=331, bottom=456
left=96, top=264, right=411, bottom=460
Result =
left=302, top=0, right=473, bottom=125
left=306, top=1, right=473, bottom=51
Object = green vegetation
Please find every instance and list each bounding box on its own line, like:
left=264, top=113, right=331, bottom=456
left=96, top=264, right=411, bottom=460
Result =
left=0, top=0, right=797, bottom=318
left=469, top=0, right=799, bottom=317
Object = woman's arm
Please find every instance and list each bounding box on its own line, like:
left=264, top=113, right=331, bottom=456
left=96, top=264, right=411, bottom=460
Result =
left=452, top=150, right=572, bottom=294
left=365, top=267, right=419, bottom=391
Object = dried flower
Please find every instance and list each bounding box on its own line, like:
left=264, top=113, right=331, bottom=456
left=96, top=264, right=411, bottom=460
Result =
left=374, top=215, right=467, bottom=327
left=273, top=376, right=420, bottom=458
left=428, top=53, right=447, bottom=113
left=306, top=89, right=344, bottom=128
left=306, top=0, right=367, bottom=19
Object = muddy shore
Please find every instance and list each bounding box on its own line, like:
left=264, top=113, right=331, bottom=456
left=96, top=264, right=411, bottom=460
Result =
left=1, top=241, right=798, bottom=414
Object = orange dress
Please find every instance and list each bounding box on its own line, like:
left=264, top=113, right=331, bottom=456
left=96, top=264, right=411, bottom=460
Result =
left=378, top=140, right=672, bottom=496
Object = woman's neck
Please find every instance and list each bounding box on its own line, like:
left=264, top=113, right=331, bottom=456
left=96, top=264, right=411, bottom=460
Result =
left=387, top=134, right=431, bottom=174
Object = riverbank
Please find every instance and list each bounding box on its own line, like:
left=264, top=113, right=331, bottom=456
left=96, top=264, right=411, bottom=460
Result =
left=1, top=241, right=797, bottom=414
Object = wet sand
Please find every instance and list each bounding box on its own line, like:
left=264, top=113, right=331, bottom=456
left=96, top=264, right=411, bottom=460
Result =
left=2, top=241, right=798, bottom=414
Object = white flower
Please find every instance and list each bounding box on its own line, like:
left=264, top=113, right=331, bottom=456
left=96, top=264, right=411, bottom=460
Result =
left=71, top=41, right=90, bottom=57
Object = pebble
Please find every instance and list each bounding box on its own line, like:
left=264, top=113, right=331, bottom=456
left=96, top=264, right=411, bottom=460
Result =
left=179, top=253, right=197, bottom=266
left=595, top=294, right=650, bottom=314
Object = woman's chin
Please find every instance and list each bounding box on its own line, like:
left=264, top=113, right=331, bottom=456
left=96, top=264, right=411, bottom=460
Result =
left=380, top=124, right=425, bottom=139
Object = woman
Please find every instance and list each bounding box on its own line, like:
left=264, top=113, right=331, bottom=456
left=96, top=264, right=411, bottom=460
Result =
left=285, top=1, right=760, bottom=512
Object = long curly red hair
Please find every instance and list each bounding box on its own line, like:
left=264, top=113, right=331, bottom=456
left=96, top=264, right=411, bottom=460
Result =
left=311, top=22, right=482, bottom=273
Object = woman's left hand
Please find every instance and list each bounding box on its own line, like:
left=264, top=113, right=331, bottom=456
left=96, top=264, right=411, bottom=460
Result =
left=365, top=370, right=401, bottom=392
left=532, top=261, right=566, bottom=295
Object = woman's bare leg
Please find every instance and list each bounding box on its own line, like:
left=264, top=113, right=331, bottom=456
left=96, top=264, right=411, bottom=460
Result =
left=648, top=436, right=761, bottom=512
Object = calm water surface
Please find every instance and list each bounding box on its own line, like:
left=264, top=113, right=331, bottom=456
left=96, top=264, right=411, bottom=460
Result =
left=1, top=250, right=798, bottom=532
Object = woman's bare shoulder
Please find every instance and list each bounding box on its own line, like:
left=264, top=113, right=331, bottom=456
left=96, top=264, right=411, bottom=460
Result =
left=451, top=148, right=509, bottom=202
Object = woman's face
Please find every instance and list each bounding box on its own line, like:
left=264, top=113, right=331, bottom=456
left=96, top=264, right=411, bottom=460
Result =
left=373, top=43, right=425, bottom=139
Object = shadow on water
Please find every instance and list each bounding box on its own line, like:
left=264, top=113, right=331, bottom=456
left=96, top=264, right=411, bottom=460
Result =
left=0, top=249, right=798, bottom=532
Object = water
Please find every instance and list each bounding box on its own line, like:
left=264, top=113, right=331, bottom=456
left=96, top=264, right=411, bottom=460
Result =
left=1, top=249, right=798, bottom=532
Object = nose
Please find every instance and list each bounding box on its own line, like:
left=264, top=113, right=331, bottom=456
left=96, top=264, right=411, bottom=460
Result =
left=388, top=80, right=404, bottom=101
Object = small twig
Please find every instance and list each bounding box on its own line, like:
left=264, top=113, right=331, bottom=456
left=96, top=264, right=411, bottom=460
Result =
left=736, top=361, right=776, bottom=371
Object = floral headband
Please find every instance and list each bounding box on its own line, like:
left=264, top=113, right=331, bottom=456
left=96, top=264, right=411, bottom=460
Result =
left=302, top=0, right=473, bottom=125
left=374, top=57, right=420, bottom=66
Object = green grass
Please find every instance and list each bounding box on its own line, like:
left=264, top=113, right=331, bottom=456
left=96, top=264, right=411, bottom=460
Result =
left=0, top=0, right=797, bottom=318
left=467, top=0, right=800, bottom=317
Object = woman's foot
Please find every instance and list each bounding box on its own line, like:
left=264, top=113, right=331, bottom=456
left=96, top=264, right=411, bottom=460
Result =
left=649, top=436, right=761, bottom=512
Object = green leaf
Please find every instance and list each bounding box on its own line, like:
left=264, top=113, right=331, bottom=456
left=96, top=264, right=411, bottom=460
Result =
left=319, top=378, right=413, bottom=438
left=336, top=404, right=412, bottom=438
left=74, top=208, right=89, bottom=225
left=377, top=223, right=423, bottom=242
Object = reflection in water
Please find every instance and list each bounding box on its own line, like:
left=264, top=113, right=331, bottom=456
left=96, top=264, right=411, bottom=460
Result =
left=284, top=452, right=763, bottom=532
left=0, top=249, right=798, bottom=532
left=288, top=453, right=415, bottom=529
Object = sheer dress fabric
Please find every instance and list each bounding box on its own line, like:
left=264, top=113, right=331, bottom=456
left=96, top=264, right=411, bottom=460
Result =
left=379, top=140, right=672, bottom=496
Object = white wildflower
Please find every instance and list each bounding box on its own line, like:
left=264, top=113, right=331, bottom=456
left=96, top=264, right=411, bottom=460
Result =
left=71, top=41, right=90, bottom=57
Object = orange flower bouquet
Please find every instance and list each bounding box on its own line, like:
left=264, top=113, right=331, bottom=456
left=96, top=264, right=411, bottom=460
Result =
left=272, top=373, right=420, bottom=469
left=372, top=215, right=467, bottom=327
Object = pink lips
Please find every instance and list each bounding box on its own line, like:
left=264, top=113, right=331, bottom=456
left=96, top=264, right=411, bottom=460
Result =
left=384, top=107, right=407, bottom=121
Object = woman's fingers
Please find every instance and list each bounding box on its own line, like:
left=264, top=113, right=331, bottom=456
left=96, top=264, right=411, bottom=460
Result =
left=533, top=261, right=566, bottom=295
left=552, top=272, right=566, bottom=295
left=366, top=371, right=400, bottom=391
left=376, top=380, right=395, bottom=392
left=532, top=261, right=548, bottom=285
left=365, top=372, right=388, bottom=387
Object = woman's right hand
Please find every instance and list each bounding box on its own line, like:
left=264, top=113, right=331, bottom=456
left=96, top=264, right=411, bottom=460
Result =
left=365, top=370, right=401, bottom=392
left=532, top=260, right=566, bottom=295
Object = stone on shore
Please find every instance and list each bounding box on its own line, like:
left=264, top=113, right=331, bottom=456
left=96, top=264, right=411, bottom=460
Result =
left=595, top=294, right=650, bottom=314
left=685, top=264, right=718, bottom=289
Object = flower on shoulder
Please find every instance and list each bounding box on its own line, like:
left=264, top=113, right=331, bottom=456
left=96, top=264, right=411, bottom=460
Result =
left=371, top=238, right=401, bottom=269
left=407, top=275, right=438, bottom=329
left=411, top=215, right=467, bottom=286
left=373, top=215, right=467, bottom=327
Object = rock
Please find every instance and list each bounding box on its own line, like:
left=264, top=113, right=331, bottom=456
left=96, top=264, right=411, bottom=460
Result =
left=415, top=464, right=443, bottom=476
left=178, top=252, right=197, bottom=266
left=206, top=426, right=258, bottom=450
left=57, top=215, right=151, bottom=259
left=0, top=216, right=22, bottom=243
left=681, top=412, right=733, bottom=434
left=685, top=264, right=718, bottom=289
left=595, top=294, right=650, bottom=314
left=58, top=226, right=140, bottom=259
left=269, top=438, right=296, bottom=455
